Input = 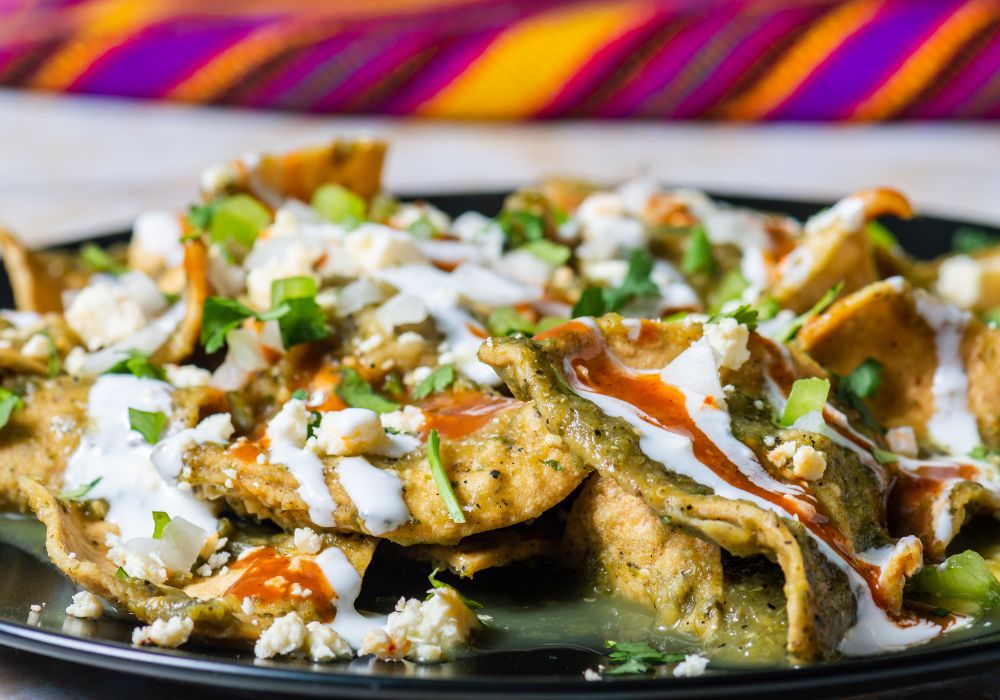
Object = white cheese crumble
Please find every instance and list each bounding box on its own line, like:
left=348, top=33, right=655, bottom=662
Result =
left=673, top=653, right=710, bottom=677
left=65, top=591, right=103, bottom=619
left=344, top=225, right=426, bottom=273
left=308, top=408, right=388, bottom=457
left=703, top=317, right=750, bottom=371
left=20, top=333, right=50, bottom=359
left=165, top=364, right=212, bottom=389
left=132, top=615, right=194, bottom=648
left=255, top=612, right=308, bottom=659
left=380, top=407, right=426, bottom=435
left=886, top=426, right=919, bottom=458
left=65, top=282, right=150, bottom=351
left=266, top=399, right=311, bottom=447
left=374, top=294, right=430, bottom=331
left=108, top=542, right=169, bottom=585
left=359, top=588, right=479, bottom=662
left=768, top=441, right=827, bottom=480
left=306, top=621, right=353, bottom=662
left=935, top=254, right=982, bottom=309
left=583, top=668, right=602, bottom=681
left=293, top=527, right=323, bottom=555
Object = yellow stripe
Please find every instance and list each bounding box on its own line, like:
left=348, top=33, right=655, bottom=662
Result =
left=852, top=0, right=996, bottom=120
left=418, top=1, right=651, bottom=119
left=168, top=22, right=329, bottom=102
left=720, top=0, right=884, bottom=120
left=30, top=1, right=162, bottom=90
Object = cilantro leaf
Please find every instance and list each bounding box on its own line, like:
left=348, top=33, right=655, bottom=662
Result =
left=413, top=365, right=455, bottom=400
left=129, top=408, right=167, bottom=444
left=200, top=297, right=257, bottom=354
left=291, top=389, right=308, bottom=401
left=80, top=243, right=127, bottom=275
left=427, top=429, right=465, bottom=523
left=844, top=358, right=883, bottom=399
left=603, top=249, right=659, bottom=311
left=151, top=511, right=171, bottom=539
left=270, top=276, right=330, bottom=348
left=104, top=350, right=166, bottom=381
left=867, top=221, right=899, bottom=250
left=970, top=445, right=1000, bottom=461
left=709, top=304, right=759, bottom=331
left=336, top=367, right=400, bottom=414
left=953, top=227, right=999, bottom=254
left=681, top=224, right=714, bottom=276
left=571, top=287, right=607, bottom=318
left=426, top=567, right=482, bottom=609
left=41, top=332, right=60, bottom=378
left=116, top=567, right=129, bottom=581
left=60, top=477, right=102, bottom=501
left=186, top=202, right=217, bottom=230
left=604, top=640, right=686, bottom=675
left=544, top=459, right=563, bottom=471
left=0, top=388, right=24, bottom=430
left=498, top=210, right=545, bottom=248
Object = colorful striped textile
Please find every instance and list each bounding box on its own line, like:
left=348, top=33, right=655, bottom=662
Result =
left=1, top=0, right=998, bottom=120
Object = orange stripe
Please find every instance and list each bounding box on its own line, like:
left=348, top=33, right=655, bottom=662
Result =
left=418, top=1, right=652, bottom=119
left=167, top=21, right=331, bottom=102
left=29, top=1, right=162, bottom=90
left=720, top=0, right=885, bottom=120
left=851, top=0, right=997, bottom=120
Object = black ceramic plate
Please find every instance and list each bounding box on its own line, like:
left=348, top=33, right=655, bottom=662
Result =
left=1, top=192, right=999, bottom=700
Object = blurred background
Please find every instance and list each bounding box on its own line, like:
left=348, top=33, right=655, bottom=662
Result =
left=0, top=0, right=998, bottom=245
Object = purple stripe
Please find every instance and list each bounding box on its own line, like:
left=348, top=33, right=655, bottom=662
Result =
left=595, top=8, right=734, bottom=118
left=912, top=25, right=1000, bottom=118
left=672, top=6, right=817, bottom=118
left=237, top=33, right=356, bottom=109
left=70, top=17, right=261, bottom=96
left=770, top=1, right=958, bottom=120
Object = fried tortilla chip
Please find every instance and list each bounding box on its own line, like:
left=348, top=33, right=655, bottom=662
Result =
left=0, top=227, right=96, bottom=313
left=183, top=400, right=587, bottom=547
left=479, top=315, right=925, bottom=661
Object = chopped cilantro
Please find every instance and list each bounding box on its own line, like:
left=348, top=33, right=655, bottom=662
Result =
left=571, top=286, right=607, bottom=318
left=780, top=377, right=830, bottom=427
left=0, top=388, right=24, bottom=430
left=970, top=445, right=1000, bottom=461
left=116, top=567, right=129, bottom=581
left=427, top=430, right=465, bottom=524
left=572, top=249, right=659, bottom=318
left=413, top=365, right=456, bottom=400
left=709, top=304, right=758, bottom=331
left=604, top=640, right=686, bottom=675
left=151, top=511, right=171, bottom=539
left=427, top=567, right=482, bottom=609
left=498, top=210, right=545, bottom=248
left=270, top=276, right=330, bottom=348
left=104, top=350, right=166, bottom=381
left=983, top=307, right=1000, bottom=326
left=336, top=367, right=400, bottom=414
left=544, top=459, right=563, bottom=471
left=186, top=202, right=217, bottom=230
left=844, top=358, right=883, bottom=398
left=129, top=407, right=167, bottom=444
left=80, top=243, right=127, bottom=275
left=291, top=389, right=308, bottom=401
left=953, top=227, right=999, bottom=254
left=60, top=477, right=102, bottom=501
left=776, top=281, right=843, bottom=343
left=312, top=184, right=366, bottom=225
left=520, top=239, right=571, bottom=266
left=200, top=297, right=257, bottom=353
left=382, top=372, right=405, bottom=398
left=407, top=215, right=436, bottom=239
left=681, top=224, right=714, bottom=276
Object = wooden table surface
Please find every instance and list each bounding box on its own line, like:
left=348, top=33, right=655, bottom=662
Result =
left=0, top=90, right=998, bottom=699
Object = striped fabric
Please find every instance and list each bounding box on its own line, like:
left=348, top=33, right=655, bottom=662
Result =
left=0, top=0, right=998, bottom=120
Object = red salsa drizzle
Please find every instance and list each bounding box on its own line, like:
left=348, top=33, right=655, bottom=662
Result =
left=225, top=547, right=336, bottom=620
